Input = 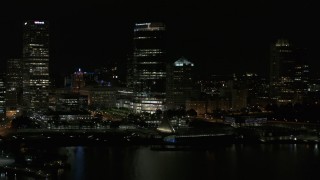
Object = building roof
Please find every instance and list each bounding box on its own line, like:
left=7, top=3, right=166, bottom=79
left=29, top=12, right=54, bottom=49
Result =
left=275, top=39, right=290, bottom=47
left=134, top=22, right=166, bottom=32
left=174, top=57, right=194, bottom=67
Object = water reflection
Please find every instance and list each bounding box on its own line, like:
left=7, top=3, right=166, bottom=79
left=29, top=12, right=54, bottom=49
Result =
left=314, top=144, right=318, bottom=156
left=74, top=147, right=84, bottom=180
left=29, top=144, right=320, bottom=180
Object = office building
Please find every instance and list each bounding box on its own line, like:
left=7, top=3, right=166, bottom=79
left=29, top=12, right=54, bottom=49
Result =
left=80, top=86, right=118, bottom=110
left=5, top=58, right=23, bottom=116
left=0, top=76, right=5, bottom=121
left=166, top=57, right=196, bottom=109
left=22, top=20, right=50, bottom=115
left=270, top=39, right=309, bottom=104
left=128, top=22, right=167, bottom=113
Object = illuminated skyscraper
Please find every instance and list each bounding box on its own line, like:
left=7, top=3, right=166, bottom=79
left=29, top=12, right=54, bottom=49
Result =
left=129, top=22, right=167, bottom=113
left=6, top=58, right=23, bottom=118
left=166, top=57, right=196, bottom=109
left=23, top=20, right=50, bottom=114
left=0, top=76, right=5, bottom=121
left=270, top=39, right=309, bottom=104
left=129, top=22, right=166, bottom=92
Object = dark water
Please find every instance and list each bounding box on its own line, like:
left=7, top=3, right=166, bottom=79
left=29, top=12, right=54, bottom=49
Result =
left=57, top=144, right=320, bottom=180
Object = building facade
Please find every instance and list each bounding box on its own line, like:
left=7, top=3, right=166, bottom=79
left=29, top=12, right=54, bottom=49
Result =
left=23, top=20, right=50, bottom=115
left=270, top=39, right=309, bottom=104
left=80, top=86, right=118, bottom=110
left=0, top=76, right=5, bottom=121
left=166, top=57, right=196, bottom=109
left=5, top=58, right=23, bottom=117
left=128, top=22, right=167, bottom=113
left=53, top=93, right=88, bottom=112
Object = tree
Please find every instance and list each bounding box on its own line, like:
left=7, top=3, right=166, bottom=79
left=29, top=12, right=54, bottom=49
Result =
left=11, top=116, right=32, bottom=129
left=186, top=109, right=197, bottom=117
left=155, top=109, right=163, bottom=119
left=164, top=109, right=174, bottom=118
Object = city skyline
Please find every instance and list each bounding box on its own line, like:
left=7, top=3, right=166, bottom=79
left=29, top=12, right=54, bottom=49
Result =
left=0, top=0, right=319, bottom=80
left=1, top=2, right=320, bottom=179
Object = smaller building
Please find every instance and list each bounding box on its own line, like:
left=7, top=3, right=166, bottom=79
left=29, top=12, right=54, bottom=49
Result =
left=132, top=92, right=164, bottom=114
left=80, top=86, right=118, bottom=110
left=42, top=111, right=93, bottom=121
left=224, top=114, right=267, bottom=126
left=55, top=93, right=88, bottom=111
left=116, top=89, right=134, bottom=109
left=69, top=68, right=96, bottom=93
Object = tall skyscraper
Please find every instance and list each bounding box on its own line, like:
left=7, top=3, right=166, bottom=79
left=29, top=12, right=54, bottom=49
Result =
left=23, top=20, right=50, bottom=115
left=166, top=57, right=196, bottom=109
left=270, top=39, right=309, bottom=104
left=6, top=58, right=23, bottom=118
left=0, top=76, right=5, bottom=121
left=129, top=22, right=167, bottom=113
left=294, top=48, right=309, bottom=99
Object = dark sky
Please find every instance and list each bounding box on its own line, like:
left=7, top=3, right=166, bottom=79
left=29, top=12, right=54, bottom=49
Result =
left=0, top=0, right=319, bottom=83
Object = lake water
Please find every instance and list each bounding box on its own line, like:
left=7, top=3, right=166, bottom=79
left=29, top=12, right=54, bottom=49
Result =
left=56, top=144, right=320, bottom=180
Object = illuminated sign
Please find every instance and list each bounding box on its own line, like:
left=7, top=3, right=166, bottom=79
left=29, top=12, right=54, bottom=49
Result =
left=34, top=21, right=45, bottom=24
left=135, top=23, right=151, bottom=26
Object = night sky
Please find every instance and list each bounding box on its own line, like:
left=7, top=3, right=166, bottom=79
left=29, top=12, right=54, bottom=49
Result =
left=0, top=0, right=319, bottom=84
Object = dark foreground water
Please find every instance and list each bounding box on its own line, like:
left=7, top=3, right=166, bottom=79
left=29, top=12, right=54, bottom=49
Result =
left=53, top=144, right=320, bottom=180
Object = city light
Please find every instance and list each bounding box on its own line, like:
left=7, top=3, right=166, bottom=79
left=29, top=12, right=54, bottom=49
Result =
left=34, top=21, right=45, bottom=24
left=0, top=2, right=319, bottom=180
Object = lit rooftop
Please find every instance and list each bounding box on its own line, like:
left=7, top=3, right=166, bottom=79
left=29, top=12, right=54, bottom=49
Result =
left=174, top=57, right=194, bottom=67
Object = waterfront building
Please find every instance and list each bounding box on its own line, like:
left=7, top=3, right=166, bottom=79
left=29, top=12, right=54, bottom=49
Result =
left=166, top=57, right=196, bottom=109
left=128, top=22, right=167, bottom=113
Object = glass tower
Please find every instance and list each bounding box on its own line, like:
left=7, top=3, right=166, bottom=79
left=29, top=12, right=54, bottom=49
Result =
left=23, top=20, right=50, bottom=115
left=6, top=58, right=23, bottom=117
left=129, top=22, right=167, bottom=113
left=166, top=57, right=195, bottom=109
left=270, top=39, right=309, bottom=104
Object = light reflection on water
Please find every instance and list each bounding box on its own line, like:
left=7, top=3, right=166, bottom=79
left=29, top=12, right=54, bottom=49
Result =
left=55, top=144, right=320, bottom=180
left=314, top=144, right=319, bottom=156
left=74, top=147, right=84, bottom=180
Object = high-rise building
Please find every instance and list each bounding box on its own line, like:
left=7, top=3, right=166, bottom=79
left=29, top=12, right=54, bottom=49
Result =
left=0, top=76, right=5, bottom=121
left=23, top=20, right=50, bottom=115
left=71, top=69, right=86, bottom=93
left=6, top=58, right=23, bottom=114
left=69, top=68, right=95, bottom=93
left=270, top=39, right=309, bottom=104
left=166, top=57, right=196, bottom=109
left=294, top=48, right=309, bottom=99
left=128, top=22, right=167, bottom=113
